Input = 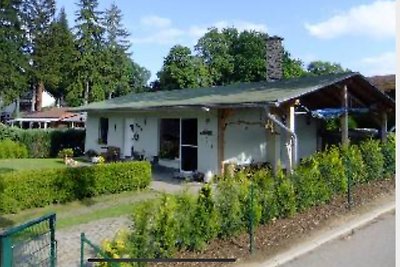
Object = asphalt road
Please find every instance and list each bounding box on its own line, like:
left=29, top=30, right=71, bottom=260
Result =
left=281, top=211, right=395, bottom=267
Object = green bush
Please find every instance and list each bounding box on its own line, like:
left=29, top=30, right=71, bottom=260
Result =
left=341, top=145, right=366, bottom=185
left=0, top=124, right=85, bottom=158
left=0, top=139, right=28, bottom=159
left=0, top=161, right=151, bottom=213
left=128, top=200, right=158, bottom=265
left=319, top=147, right=347, bottom=193
left=174, top=192, right=196, bottom=249
left=216, top=175, right=248, bottom=237
left=359, top=139, right=384, bottom=181
left=381, top=134, right=395, bottom=178
left=274, top=168, right=296, bottom=218
left=190, top=185, right=220, bottom=250
left=253, top=169, right=278, bottom=224
left=57, top=148, right=74, bottom=158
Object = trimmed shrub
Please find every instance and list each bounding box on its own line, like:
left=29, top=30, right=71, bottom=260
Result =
left=0, top=139, right=28, bottom=159
left=292, top=158, right=324, bottom=211
left=216, top=174, right=248, bottom=237
left=317, top=146, right=347, bottom=194
left=0, top=124, right=85, bottom=158
left=381, top=133, right=395, bottom=178
left=253, top=169, right=278, bottom=224
left=174, top=191, right=196, bottom=249
left=190, top=185, right=220, bottom=250
left=0, top=161, right=151, bottom=213
left=127, top=200, right=158, bottom=265
left=359, top=139, right=384, bottom=181
left=274, top=168, right=296, bottom=218
left=341, top=145, right=366, bottom=185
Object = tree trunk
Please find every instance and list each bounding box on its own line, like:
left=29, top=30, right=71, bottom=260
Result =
left=35, top=81, right=44, bottom=112
left=31, top=87, right=36, bottom=112
left=84, top=81, right=89, bottom=105
left=108, top=91, right=112, bottom=100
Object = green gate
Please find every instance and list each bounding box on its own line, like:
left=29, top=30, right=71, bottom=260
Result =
left=0, top=213, right=57, bottom=267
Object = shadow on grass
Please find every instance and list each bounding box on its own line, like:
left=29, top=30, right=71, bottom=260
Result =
left=79, top=198, right=97, bottom=206
left=0, top=216, right=15, bottom=229
left=0, top=168, right=14, bottom=174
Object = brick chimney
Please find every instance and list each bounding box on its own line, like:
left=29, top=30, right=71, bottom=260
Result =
left=265, top=35, right=284, bottom=81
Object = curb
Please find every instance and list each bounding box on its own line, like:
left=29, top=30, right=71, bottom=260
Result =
left=239, top=201, right=395, bottom=267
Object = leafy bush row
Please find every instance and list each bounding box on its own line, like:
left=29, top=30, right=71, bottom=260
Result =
left=0, top=161, right=151, bottom=213
left=101, top=137, right=395, bottom=263
left=0, top=124, right=85, bottom=158
left=0, top=139, right=28, bottom=159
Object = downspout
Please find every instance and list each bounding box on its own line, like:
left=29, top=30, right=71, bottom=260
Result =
left=266, top=112, right=298, bottom=174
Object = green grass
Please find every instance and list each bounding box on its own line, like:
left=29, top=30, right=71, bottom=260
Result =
left=0, top=189, right=159, bottom=230
left=0, top=158, right=66, bottom=173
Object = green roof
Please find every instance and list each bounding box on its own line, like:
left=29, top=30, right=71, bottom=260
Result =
left=72, top=72, right=392, bottom=111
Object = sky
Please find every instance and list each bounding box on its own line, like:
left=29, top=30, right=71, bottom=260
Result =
left=57, top=0, right=396, bottom=82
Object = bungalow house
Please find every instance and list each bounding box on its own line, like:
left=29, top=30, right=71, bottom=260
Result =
left=73, top=37, right=394, bottom=179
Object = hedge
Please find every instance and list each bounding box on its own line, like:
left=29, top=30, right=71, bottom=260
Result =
left=0, top=139, right=28, bottom=159
left=101, top=138, right=395, bottom=262
left=0, top=161, right=151, bottom=213
left=0, top=124, right=85, bottom=158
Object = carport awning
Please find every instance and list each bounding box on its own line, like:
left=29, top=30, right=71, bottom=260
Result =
left=311, top=108, right=369, bottom=120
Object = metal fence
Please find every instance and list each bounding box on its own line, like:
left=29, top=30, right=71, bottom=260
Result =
left=80, top=233, right=118, bottom=267
left=0, top=213, right=57, bottom=267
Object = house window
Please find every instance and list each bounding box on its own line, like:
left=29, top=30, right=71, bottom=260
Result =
left=98, top=117, right=109, bottom=144
left=159, top=119, right=180, bottom=159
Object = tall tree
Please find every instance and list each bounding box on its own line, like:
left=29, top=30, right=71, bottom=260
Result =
left=21, top=0, right=56, bottom=111
left=45, top=8, right=77, bottom=103
left=128, top=60, right=151, bottom=93
left=0, top=0, right=28, bottom=105
left=283, top=51, right=307, bottom=78
left=157, top=45, right=211, bottom=90
left=67, top=0, right=105, bottom=106
left=102, top=3, right=131, bottom=99
left=307, top=60, right=349, bottom=76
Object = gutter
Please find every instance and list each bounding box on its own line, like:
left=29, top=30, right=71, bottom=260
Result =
left=266, top=112, right=298, bottom=173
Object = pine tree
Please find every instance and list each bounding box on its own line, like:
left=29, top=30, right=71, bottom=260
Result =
left=68, top=0, right=105, bottom=106
left=102, top=3, right=131, bottom=99
left=21, top=0, right=57, bottom=111
left=45, top=8, right=77, bottom=103
left=0, top=0, right=28, bottom=105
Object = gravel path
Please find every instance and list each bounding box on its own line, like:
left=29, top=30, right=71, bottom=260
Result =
left=57, top=216, right=132, bottom=267
left=55, top=179, right=201, bottom=266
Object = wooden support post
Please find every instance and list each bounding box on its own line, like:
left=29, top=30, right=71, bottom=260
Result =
left=217, top=109, right=226, bottom=175
left=341, top=85, right=349, bottom=147
left=381, top=112, right=388, bottom=142
left=287, top=105, right=296, bottom=168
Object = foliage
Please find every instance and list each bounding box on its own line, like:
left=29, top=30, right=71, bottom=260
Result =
left=274, top=168, right=296, bottom=217
left=190, top=184, right=220, bottom=250
left=216, top=175, right=248, bottom=237
left=0, top=161, right=151, bottom=213
left=0, top=139, right=28, bottom=159
left=157, top=45, right=212, bottom=90
left=0, top=124, right=85, bottom=158
left=0, top=0, right=28, bottom=104
left=325, top=116, right=357, bottom=132
left=253, top=169, right=278, bottom=223
left=85, top=149, right=99, bottom=157
left=359, top=139, right=384, bottom=181
left=341, top=145, right=366, bottom=184
left=307, top=60, right=349, bottom=76
left=100, top=229, right=130, bottom=265
left=57, top=148, right=74, bottom=158
left=381, top=134, right=395, bottom=178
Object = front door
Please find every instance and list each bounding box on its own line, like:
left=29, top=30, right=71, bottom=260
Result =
left=180, top=118, right=198, bottom=171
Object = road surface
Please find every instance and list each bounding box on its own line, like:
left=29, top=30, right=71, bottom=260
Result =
left=281, top=211, right=395, bottom=267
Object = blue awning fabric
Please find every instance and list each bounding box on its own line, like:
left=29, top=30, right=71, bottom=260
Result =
left=310, top=108, right=369, bottom=120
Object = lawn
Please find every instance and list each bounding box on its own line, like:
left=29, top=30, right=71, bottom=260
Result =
left=0, top=189, right=159, bottom=230
left=0, top=158, right=79, bottom=173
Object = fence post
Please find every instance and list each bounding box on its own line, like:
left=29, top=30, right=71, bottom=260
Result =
left=1, top=236, right=12, bottom=267
left=49, top=214, right=56, bottom=267
left=249, top=181, right=255, bottom=254
left=80, top=233, right=85, bottom=267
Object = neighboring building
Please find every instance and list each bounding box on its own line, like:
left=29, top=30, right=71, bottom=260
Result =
left=368, top=74, right=395, bottom=99
left=72, top=37, right=394, bottom=178
left=10, top=107, right=86, bottom=129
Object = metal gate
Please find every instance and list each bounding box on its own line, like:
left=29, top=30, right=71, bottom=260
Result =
left=0, top=213, right=57, bottom=267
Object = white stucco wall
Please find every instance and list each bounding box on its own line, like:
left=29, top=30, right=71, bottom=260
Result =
left=296, top=114, right=318, bottom=160
left=85, top=113, right=101, bottom=152
left=224, top=108, right=267, bottom=165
